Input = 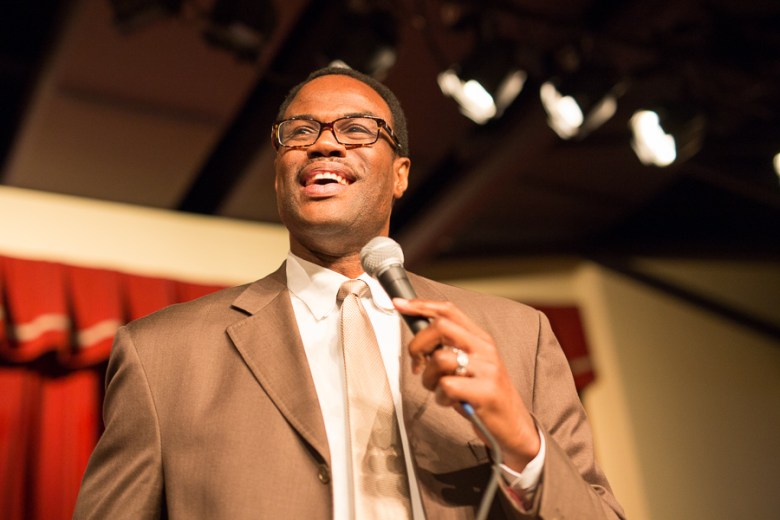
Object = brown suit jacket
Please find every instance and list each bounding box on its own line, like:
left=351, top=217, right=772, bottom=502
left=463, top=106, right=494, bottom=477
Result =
left=74, top=265, right=624, bottom=519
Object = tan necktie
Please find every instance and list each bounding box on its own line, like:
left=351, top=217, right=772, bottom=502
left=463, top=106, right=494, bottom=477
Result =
left=337, top=280, right=412, bottom=519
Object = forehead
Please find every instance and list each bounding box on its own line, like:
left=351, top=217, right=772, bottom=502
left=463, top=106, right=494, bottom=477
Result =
left=283, top=75, right=393, bottom=123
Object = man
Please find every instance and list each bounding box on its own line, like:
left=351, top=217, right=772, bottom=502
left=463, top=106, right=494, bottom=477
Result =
left=74, top=67, right=624, bottom=519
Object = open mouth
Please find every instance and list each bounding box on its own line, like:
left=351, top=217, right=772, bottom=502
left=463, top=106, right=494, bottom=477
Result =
left=300, top=168, right=355, bottom=188
left=306, top=172, right=350, bottom=187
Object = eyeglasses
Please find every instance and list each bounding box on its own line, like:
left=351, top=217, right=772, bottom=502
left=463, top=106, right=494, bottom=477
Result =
left=271, top=115, right=401, bottom=151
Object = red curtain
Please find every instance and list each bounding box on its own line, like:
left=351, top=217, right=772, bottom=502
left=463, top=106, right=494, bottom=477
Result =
left=537, top=305, right=596, bottom=391
left=0, top=255, right=224, bottom=520
left=0, top=254, right=593, bottom=519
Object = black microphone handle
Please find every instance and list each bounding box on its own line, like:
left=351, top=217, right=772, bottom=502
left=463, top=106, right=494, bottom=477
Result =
left=376, top=265, right=430, bottom=334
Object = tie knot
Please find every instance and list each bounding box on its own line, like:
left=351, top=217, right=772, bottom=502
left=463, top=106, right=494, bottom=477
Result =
left=337, top=279, right=370, bottom=303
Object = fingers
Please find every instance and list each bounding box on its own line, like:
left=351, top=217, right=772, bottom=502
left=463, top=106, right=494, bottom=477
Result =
left=393, top=298, right=493, bottom=344
left=421, top=346, right=473, bottom=389
left=425, top=348, right=479, bottom=409
left=411, top=321, right=490, bottom=375
left=394, top=298, right=498, bottom=375
left=422, top=347, right=462, bottom=390
left=424, top=350, right=496, bottom=412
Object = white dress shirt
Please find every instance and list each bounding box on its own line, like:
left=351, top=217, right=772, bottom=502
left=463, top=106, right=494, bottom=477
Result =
left=285, top=253, right=544, bottom=518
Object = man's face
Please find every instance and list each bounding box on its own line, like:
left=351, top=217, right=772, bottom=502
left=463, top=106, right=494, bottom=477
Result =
left=274, top=75, right=410, bottom=258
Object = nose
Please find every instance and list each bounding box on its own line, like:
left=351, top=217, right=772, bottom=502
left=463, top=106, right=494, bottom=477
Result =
left=306, top=126, right=346, bottom=158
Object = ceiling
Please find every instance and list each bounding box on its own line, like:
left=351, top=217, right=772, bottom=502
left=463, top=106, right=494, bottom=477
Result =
left=1, top=0, right=779, bottom=274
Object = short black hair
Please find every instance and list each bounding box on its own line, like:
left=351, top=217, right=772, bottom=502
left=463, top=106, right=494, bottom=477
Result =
left=276, top=66, right=409, bottom=157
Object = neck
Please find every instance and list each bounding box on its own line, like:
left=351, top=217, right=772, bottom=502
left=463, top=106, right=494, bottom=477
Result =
left=290, top=240, right=365, bottom=279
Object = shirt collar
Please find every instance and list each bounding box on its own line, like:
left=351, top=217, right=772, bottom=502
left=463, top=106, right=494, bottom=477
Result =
left=286, top=252, right=395, bottom=320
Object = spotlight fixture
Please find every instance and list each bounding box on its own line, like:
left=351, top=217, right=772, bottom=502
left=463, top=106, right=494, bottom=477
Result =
left=202, top=0, right=277, bottom=61
left=438, top=41, right=526, bottom=125
left=630, top=106, right=705, bottom=167
left=540, top=70, right=623, bottom=139
left=323, top=2, right=399, bottom=78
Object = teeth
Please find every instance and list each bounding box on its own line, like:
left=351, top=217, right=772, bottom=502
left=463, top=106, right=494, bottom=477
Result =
left=312, top=172, right=349, bottom=186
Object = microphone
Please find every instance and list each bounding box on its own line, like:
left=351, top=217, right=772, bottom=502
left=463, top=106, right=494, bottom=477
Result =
left=360, top=236, right=430, bottom=334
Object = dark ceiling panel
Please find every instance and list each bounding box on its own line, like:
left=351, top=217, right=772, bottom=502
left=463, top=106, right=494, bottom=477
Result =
left=0, top=0, right=778, bottom=266
left=0, top=0, right=71, bottom=175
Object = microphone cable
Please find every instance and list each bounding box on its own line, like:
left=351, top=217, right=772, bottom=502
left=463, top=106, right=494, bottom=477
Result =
left=461, top=402, right=501, bottom=520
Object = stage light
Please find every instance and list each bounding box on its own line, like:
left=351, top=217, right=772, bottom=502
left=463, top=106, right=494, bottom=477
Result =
left=773, top=152, right=780, bottom=180
left=540, top=70, right=622, bottom=139
left=630, top=106, right=705, bottom=167
left=438, top=42, right=526, bottom=124
left=202, top=0, right=277, bottom=61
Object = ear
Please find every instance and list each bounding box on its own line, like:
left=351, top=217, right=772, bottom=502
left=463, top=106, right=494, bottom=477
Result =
left=392, top=156, right=411, bottom=199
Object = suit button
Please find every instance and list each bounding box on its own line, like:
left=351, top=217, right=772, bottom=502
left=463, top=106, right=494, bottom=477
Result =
left=317, top=464, right=331, bottom=484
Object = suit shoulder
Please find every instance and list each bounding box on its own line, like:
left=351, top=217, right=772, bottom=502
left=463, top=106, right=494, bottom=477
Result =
left=125, top=283, right=249, bottom=333
left=409, top=274, right=540, bottom=319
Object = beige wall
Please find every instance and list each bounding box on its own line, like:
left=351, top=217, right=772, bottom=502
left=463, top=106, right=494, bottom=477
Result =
left=0, top=185, right=289, bottom=284
left=582, top=266, right=780, bottom=520
left=3, top=186, right=779, bottom=519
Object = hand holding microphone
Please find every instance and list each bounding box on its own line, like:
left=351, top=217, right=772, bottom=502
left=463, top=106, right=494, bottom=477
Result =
left=360, top=237, right=492, bottom=385
left=360, top=237, right=477, bottom=389
left=360, top=236, right=495, bottom=391
left=360, top=237, right=541, bottom=475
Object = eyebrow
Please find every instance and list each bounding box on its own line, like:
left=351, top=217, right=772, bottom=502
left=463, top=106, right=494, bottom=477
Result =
left=344, top=112, right=376, bottom=118
left=285, top=112, right=378, bottom=120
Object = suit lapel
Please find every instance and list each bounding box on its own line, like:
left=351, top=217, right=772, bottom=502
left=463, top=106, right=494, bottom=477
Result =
left=226, top=265, right=330, bottom=464
left=399, top=324, right=431, bottom=424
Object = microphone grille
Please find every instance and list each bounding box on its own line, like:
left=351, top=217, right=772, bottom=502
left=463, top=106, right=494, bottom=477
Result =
left=360, top=237, right=404, bottom=276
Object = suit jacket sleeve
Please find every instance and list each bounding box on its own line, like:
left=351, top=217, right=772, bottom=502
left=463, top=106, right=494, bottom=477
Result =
left=409, top=277, right=625, bottom=519
left=73, top=326, right=165, bottom=519
left=524, top=311, right=625, bottom=519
